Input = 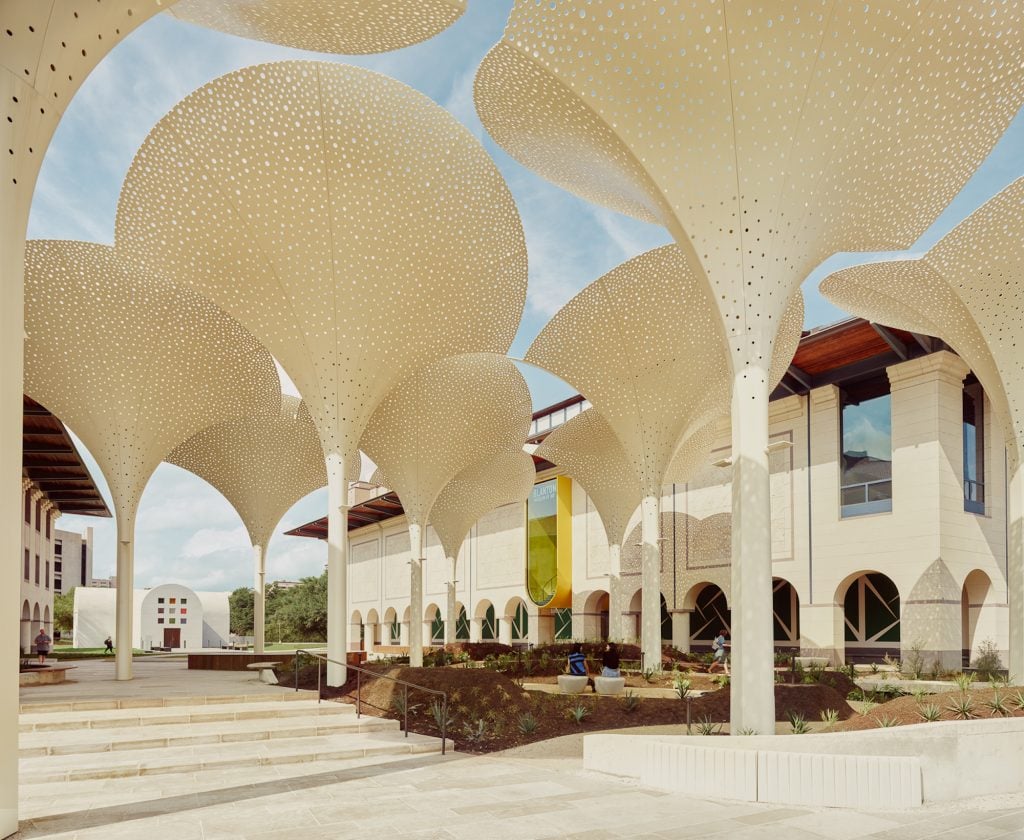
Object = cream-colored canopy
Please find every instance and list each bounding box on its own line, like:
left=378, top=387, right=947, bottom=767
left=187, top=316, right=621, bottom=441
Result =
left=821, top=177, right=1024, bottom=471
left=526, top=245, right=801, bottom=493
left=169, top=0, right=464, bottom=54
left=476, top=1, right=1024, bottom=365
left=360, top=353, right=533, bottom=528
left=116, top=61, right=528, bottom=464
left=430, top=449, right=537, bottom=562
left=167, top=396, right=357, bottom=550
left=536, top=409, right=716, bottom=548
left=23, top=241, right=281, bottom=522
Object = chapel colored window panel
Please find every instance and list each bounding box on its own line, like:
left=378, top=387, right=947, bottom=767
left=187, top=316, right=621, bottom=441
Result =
left=180, top=608, right=187, bottom=615
left=169, top=598, right=176, bottom=604
left=170, top=608, right=176, bottom=614
left=157, top=618, right=164, bottom=624
left=158, top=598, right=164, bottom=604
left=180, top=618, right=187, bottom=624
left=169, top=618, right=176, bottom=624
left=157, top=608, right=164, bottom=614
left=181, top=598, right=187, bottom=604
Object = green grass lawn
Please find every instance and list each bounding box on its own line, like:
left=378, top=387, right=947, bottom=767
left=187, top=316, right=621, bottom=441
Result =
left=50, top=645, right=155, bottom=660
left=264, top=642, right=325, bottom=651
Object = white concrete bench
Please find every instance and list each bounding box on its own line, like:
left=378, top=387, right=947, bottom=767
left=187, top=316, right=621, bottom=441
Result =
left=594, top=677, right=626, bottom=696
left=246, top=661, right=281, bottom=684
left=557, top=675, right=589, bottom=694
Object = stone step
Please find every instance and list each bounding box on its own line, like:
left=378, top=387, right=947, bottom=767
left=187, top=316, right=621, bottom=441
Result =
left=19, top=688, right=318, bottom=715
left=20, top=709, right=399, bottom=757
left=19, top=729, right=444, bottom=783
left=20, top=698, right=354, bottom=732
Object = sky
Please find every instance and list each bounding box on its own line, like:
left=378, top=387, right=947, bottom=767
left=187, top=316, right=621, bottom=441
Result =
left=31, top=1, right=1024, bottom=592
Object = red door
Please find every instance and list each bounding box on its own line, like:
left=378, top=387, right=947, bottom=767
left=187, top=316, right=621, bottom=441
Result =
left=163, top=628, right=181, bottom=648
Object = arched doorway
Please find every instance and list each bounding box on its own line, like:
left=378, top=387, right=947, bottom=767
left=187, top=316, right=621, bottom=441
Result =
left=454, top=603, right=470, bottom=641
left=582, top=589, right=610, bottom=640
left=474, top=600, right=497, bottom=640
left=689, top=583, right=731, bottom=647
left=426, top=604, right=444, bottom=645
left=20, top=601, right=31, bottom=653
left=962, top=569, right=997, bottom=666
left=772, top=578, right=800, bottom=646
left=505, top=597, right=528, bottom=641
left=384, top=607, right=400, bottom=645
left=841, top=572, right=900, bottom=654
left=350, top=610, right=363, bottom=651
left=366, top=608, right=380, bottom=648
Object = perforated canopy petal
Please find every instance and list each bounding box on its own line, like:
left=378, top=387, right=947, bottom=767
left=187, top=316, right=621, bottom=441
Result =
left=169, top=0, right=465, bottom=54
left=23, top=241, right=281, bottom=523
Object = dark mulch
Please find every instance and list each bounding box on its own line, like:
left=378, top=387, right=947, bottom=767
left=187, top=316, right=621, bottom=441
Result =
left=836, top=685, right=1024, bottom=731
left=275, top=663, right=856, bottom=752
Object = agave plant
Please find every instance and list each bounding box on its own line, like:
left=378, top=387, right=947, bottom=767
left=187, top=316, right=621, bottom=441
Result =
left=875, top=715, right=899, bottom=728
left=620, top=692, right=642, bottom=714
left=986, top=689, right=1012, bottom=717
left=953, top=672, right=974, bottom=693
left=695, top=715, right=721, bottom=736
left=735, top=726, right=759, bottom=736
left=517, top=711, right=539, bottom=735
left=429, top=698, right=456, bottom=734
left=820, top=709, right=840, bottom=730
left=1012, top=690, right=1024, bottom=712
left=567, top=700, right=590, bottom=725
left=462, top=718, right=489, bottom=744
left=917, top=703, right=942, bottom=722
left=673, top=676, right=692, bottom=701
left=788, top=711, right=811, bottom=735
left=946, top=693, right=976, bottom=720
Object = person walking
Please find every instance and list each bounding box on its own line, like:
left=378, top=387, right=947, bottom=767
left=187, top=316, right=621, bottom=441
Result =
left=104, top=636, right=114, bottom=654
left=708, top=628, right=730, bottom=675
left=34, top=627, right=51, bottom=665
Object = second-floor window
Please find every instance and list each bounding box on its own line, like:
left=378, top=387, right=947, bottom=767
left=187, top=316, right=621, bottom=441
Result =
left=841, top=381, right=893, bottom=518
left=963, top=381, right=985, bottom=514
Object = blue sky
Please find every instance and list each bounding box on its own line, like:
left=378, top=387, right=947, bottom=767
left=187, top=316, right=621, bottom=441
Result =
left=32, top=1, right=1024, bottom=592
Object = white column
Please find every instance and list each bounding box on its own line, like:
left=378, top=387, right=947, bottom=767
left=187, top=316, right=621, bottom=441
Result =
left=730, top=366, right=775, bottom=735
left=408, top=522, right=425, bottom=667
left=0, top=200, right=26, bottom=838
left=252, top=544, right=265, bottom=654
left=498, top=615, right=513, bottom=647
left=640, top=493, right=662, bottom=671
left=400, top=619, right=410, bottom=647
left=445, top=554, right=457, bottom=645
left=115, top=508, right=136, bottom=680
left=469, top=617, right=483, bottom=643
left=1009, top=460, right=1024, bottom=682
left=326, top=452, right=348, bottom=686
left=671, top=610, right=691, bottom=653
left=607, top=543, right=624, bottom=641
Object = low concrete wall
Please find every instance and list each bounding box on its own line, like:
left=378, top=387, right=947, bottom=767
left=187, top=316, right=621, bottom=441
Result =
left=584, top=719, right=1024, bottom=806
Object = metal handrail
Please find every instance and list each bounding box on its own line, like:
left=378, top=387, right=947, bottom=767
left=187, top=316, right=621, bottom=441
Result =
left=293, top=649, right=448, bottom=755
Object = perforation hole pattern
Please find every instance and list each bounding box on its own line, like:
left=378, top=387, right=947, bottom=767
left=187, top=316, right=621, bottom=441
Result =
left=116, top=61, right=528, bottom=466
left=167, top=395, right=358, bottom=549
left=359, top=353, right=533, bottom=527
left=476, top=0, right=1024, bottom=367
left=23, top=241, right=281, bottom=521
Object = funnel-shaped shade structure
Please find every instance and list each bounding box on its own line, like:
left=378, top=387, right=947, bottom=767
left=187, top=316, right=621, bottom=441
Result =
left=821, top=176, right=1024, bottom=679
left=116, top=61, right=528, bottom=683
left=170, top=0, right=465, bottom=54
left=477, top=1, right=1024, bottom=357
left=24, top=241, right=280, bottom=678
left=361, top=353, right=532, bottom=663
left=431, top=449, right=537, bottom=563
left=168, top=396, right=335, bottom=551
left=167, top=395, right=345, bottom=652
left=117, top=61, right=528, bottom=465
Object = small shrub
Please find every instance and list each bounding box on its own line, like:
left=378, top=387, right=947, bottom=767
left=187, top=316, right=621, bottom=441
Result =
left=847, top=688, right=866, bottom=702
left=462, top=719, right=488, bottom=744
left=695, top=716, right=721, bottom=736
left=869, top=662, right=880, bottom=675
left=901, top=640, right=926, bottom=681
left=820, top=709, right=840, bottom=730
left=517, top=712, right=539, bottom=735
left=429, top=699, right=456, bottom=734
left=568, top=700, right=590, bottom=725
left=875, top=715, right=899, bottom=728
left=713, top=674, right=730, bottom=688
left=972, top=639, right=1003, bottom=681
left=986, top=689, right=1012, bottom=717
left=918, top=703, right=942, bottom=722
left=1012, top=690, right=1024, bottom=712
left=641, top=667, right=657, bottom=684
left=673, top=676, right=692, bottom=700
left=788, top=712, right=810, bottom=735
left=953, top=672, right=974, bottom=692
left=946, top=693, right=976, bottom=720
left=735, top=726, right=758, bottom=736
left=620, top=691, right=642, bottom=714
left=390, top=693, right=419, bottom=721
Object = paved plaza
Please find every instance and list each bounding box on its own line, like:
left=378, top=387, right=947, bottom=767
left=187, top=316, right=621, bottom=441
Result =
left=14, top=660, right=1024, bottom=839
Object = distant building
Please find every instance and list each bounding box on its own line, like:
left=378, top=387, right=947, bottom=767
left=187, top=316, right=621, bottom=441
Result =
left=53, top=526, right=94, bottom=595
left=21, top=396, right=110, bottom=651
left=74, top=584, right=230, bottom=650
left=90, top=576, right=117, bottom=589
left=269, top=580, right=301, bottom=590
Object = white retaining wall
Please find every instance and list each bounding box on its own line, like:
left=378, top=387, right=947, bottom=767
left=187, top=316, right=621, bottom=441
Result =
left=585, top=718, right=1024, bottom=807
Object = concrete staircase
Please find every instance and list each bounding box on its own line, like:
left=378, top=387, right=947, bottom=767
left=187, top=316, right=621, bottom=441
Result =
left=19, top=690, right=445, bottom=784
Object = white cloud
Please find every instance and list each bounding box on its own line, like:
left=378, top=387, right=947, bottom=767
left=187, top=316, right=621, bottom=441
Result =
left=182, top=526, right=250, bottom=559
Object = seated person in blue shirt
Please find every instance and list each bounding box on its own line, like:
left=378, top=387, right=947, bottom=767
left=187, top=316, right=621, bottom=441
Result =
left=566, top=643, right=595, bottom=692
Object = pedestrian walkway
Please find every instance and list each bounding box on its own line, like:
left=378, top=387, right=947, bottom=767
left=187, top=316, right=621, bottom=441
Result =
left=17, top=660, right=1024, bottom=838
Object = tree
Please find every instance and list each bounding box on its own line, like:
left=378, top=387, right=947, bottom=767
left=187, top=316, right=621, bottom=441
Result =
left=264, top=574, right=328, bottom=642
left=228, top=587, right=255, bottom=636
left=53, top=588, right=74, bottom=636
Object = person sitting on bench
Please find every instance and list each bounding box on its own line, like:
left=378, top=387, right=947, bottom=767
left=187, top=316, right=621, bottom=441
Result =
left=566, top=642, right=595, bottom=692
